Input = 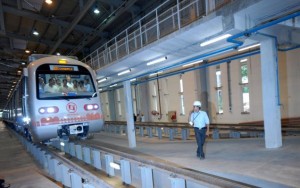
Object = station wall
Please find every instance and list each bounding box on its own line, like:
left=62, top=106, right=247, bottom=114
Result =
left=100, top=48, right=300, bottom=123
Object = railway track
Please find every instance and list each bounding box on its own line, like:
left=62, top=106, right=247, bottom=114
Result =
left=11, top=127, right=258, bottom=188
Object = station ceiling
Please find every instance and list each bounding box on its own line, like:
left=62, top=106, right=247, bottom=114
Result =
left=1, top=0, right=300, bottom=111
left=0, top=0, right=168, bottom=109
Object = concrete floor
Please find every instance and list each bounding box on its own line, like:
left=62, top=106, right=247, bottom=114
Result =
left=1, top=121, right=300, bottom=188
left=0, top=122, right=61, bottom=188
left=91, top=132, right=300, bottom=188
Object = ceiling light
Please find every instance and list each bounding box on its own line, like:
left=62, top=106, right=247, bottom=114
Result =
left=32, top=29, right=39, bottom=36
left=200, top=34, right=232, bottom=47
left=130, top=78, right=136, bottom=82
left=17, top=70, right=21, bottom=73
left=149, top=71, right=163, bottom=77
left=238, top=43, right=261, bottom=52
left=56, top=52, right=61, bottom=56
left=45, top=0, right=52, bottom=4
left=21, top=62, right=26, bottom=65
left=93, top=6, right=100, bottom=14
left=117, top=69, right=131, bottom=76
left=25, top=50, right=30, bottom=53
left=147, top=56, right=167, bottom=66
left=99, top=88, right=103, bottom=91
left=109, top=84, right=117, bottom=87
left=182, top=60, right=203, bottom=67
left=240, top=58, right=248, bottom=62
left=98, top=78, right=107, bottom=83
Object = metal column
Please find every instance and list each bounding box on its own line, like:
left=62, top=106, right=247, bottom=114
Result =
left=123, top=80, right=137, bottom=148
left=260, top=37, right=282, bottom=148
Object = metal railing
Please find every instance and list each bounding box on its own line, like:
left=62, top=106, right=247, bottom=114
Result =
left=82, top=0, right=231, bottom=70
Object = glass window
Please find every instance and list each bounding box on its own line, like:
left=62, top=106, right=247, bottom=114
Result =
left=216, top=70, right=222, bottom=87
left=240, top=62, right=250, bottom=112
left=131, top=86, right=137, bottom=115
left=164, top=78, right=169, bottom=115
left=216, top=89, right=223, bottom=113
left=179, top=76, right=185, bottom=115
left=152, top=82, right=158, bottom=111
left=116, top=89, right=122, bottom=116
left=242, top=86, right=250, bottom=112
left=36, top=64, right=96, bottom=99
left=216, top=66, right=223, bottom=113
left=241, top=64, right=248, bottom=84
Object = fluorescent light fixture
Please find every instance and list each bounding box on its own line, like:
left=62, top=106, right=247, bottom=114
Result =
left=240, top=58, right=248, bottom=62
left=182, top=60, right=203, bottom=67
left=94, top=7, right=100, bottom=14
left=200, top=34, right=232, bottom=47
left=98, top=78, right=107, bottom=83
left=147, top=56, right=167, bottom=66
left=117, top=69, right=131, bottom=76
left=45, top=0, right=53, bottom=4
left=99, top=88, right=103, bottom=91
left=109, top=84, right=117, bottom=87
left=130, top=78, right=136, bottom=82
left=109, top=162, right=120, bottom=170
left=149, top=71, right=163, bottom=77
left=238, top=43, right=260, bottom=52
left=33, top=29, right=39, bottom=36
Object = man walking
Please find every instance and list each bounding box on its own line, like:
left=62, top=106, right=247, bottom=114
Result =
left=189, top=101, right=210, bottom=159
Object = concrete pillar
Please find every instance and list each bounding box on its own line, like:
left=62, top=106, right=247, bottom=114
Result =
left=108, top=90, right=116, bottom=120
left=123, top=80, right=137, bottom=148
left=199, top=66, right=209, bottom=112
left=260, top=37, right=282, bottom=148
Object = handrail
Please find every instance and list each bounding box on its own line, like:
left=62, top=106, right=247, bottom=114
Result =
left=81, top=0, right=232, bottom=70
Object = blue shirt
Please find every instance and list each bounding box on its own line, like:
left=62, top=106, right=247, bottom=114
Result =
left=190, top=111, right=209, bottom=129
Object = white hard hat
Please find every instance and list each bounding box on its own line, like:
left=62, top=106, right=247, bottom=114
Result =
left=193, top=101, right=201, bottom=107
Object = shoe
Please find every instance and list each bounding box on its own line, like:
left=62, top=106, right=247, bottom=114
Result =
left=201, top=153, right=205, bottom=159
left=199, top=156, right=204, bottom=160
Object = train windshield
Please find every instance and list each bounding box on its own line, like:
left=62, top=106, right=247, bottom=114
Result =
left=36, top=64, right=97, bottom=99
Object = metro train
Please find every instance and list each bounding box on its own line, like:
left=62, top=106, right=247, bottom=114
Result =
left=2, top=54, right=104, bottom=142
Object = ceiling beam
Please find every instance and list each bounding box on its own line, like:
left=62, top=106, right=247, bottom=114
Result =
left=69, top=0, right=138, bottom=55
left=0, top=0, right=6, bottom=34
left=1, top=32, right=77, bottom=49
left=2, top=5, right=95, bottom=34
left=49, top=0, right=96, bottom=54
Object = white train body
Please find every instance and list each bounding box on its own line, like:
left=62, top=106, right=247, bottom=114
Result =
left=3, top=55, right=104, bottom=142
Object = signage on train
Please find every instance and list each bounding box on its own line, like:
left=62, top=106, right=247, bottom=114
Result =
left=49, top=65, right=79, bottom=71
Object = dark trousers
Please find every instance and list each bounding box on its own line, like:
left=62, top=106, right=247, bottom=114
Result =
left=194, top=127, right=206, bottom=157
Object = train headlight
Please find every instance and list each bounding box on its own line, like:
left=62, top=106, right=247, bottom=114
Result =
left=87, top=104, right=93, bottom=110
left=39, top=106, right=59, bottom=114
left=23, top=117, right=31, bottom=124
left=39, top=108, right=46, bottom=114
left=47, top=107, right=55, bottom=113
left=93, top=104, right=99, bottom=110
left=84, top=104, right=99, bottom=111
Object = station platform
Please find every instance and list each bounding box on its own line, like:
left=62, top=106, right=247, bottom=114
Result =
left=90, top=132, right=300, bottom=188
left=0, top=122, right=60, bottom=188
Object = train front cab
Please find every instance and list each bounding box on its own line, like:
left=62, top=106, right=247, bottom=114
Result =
left=25, top=56, right=104, bottom=142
